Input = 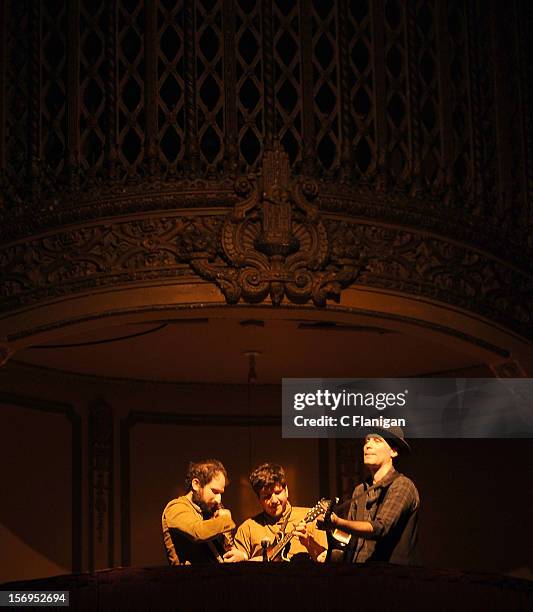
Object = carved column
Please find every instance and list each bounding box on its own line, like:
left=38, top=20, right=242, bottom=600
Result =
left=28, top=0, right=41, bottom=203
left=144, top=0, right=158, bottom=177
left=370, top=0, right=388, bottom=189
left=515, top=0, right=532, bottom=241
left=406, top=0, right=422, bottom=190
left=0, top=0, right=6, bottom=187
left=88, top=399, right=114, bottom=571
left=184, top=0, right=199, bottom=173
left=222, top=0, right=238, bottom=174
left=105, top=1, right=118, bottom=180
left=436, top=0, right=453, bottom=195
left=66, top=0, right=80, bottom=188
left=299, top=0, right=316, bottom=176
left=337, top=0, right=354, bottom=182
left=466, top=1, right=486, bottom=207
left=262, top=0, right=275, bottom=148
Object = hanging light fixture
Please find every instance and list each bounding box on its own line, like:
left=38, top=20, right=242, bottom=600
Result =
left=244, top=351, right=261, bottom=472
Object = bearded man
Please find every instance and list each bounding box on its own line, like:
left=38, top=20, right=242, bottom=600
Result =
left=162, top=459, right=247, bottom=564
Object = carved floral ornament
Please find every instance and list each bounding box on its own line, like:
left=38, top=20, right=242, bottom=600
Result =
left=191, top=142, right=368, bottom=307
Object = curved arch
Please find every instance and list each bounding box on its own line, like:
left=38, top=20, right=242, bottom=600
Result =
left=1, top=279, right=531, bottom=376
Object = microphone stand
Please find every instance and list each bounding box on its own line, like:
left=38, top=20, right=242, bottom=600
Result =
left=261, top=538, right=269, bottom=562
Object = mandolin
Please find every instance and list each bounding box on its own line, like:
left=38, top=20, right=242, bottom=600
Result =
left=266, top=499, right=330, bottom=562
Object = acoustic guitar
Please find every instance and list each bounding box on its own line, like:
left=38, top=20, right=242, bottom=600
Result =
left=317, top=497, right=351, bottom=562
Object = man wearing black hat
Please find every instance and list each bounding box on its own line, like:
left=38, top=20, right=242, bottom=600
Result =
left=327, top=426, right=419, bottom=565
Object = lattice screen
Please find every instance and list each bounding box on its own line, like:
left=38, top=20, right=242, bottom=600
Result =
left=0, top=0, right=530, bottom=245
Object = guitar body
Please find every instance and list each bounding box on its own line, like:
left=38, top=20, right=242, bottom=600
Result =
left=325, top=530, right=349, bottom=562
left=318, top=497, right=351, bottom=562
left=265, top=499, right=329, bottom=562
left=266, top=539, right=291, bottom=562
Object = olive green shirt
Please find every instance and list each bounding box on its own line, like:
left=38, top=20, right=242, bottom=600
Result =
left=234, top=503, right=327, bottom=561
left=162, top=495, right=235, bottom=565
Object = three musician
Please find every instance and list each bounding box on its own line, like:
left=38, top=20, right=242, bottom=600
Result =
left=163, top=427, right=418, bottom=565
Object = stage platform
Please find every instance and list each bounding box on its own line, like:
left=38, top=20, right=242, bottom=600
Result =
left=2, top=563, right=532, bottom=612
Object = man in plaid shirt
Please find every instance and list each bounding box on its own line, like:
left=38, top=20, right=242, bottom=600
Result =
left=327, top=426, right=419, bottom=564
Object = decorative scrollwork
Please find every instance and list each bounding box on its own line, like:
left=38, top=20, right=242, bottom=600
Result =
left=191, top=142, right=368, bottom=306
left=1, top=130, right=532, bottom=334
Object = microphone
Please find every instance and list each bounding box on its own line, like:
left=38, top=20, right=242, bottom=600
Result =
left=261, top=538, right=269, bottom=562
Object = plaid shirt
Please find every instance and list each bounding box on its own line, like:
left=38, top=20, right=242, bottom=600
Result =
left=348, top=468, right=419, bottom=564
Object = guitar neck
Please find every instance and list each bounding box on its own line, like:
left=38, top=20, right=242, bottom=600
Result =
left=323, top=497, right=338, bottom=524
left=267, top=530, right=296, bottom=561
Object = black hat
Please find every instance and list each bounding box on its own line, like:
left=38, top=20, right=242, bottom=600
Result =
left=363, top=426, right=411, bottom=455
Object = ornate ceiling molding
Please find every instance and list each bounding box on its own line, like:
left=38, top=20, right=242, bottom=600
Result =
left=0, top=179, right=527, bottom=272
left=191, top=142, right=367, bottom=306
left=1, top=186, right=532, bottom=340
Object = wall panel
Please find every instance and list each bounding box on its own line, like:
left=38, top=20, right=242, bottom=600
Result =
left=0, top=395, right=82, bottom=583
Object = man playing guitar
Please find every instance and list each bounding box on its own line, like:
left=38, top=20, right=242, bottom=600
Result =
left=162, top=459, right=247, bottom=564
left=234, top=463, right=327, bottom=562
left=320, top=427, right=419, bottom=565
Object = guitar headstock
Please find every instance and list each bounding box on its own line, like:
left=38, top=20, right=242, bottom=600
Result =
left=304, top=498, right=332, bottom=523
